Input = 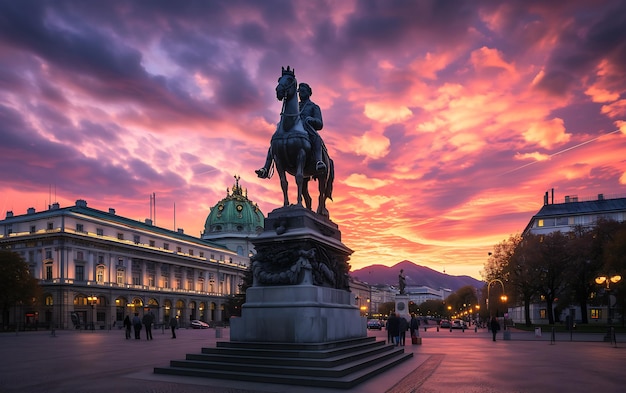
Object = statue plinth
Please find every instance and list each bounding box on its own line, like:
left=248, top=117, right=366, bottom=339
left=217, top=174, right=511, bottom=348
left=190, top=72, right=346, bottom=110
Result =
left=230, top=205, right=365, bottom=343
left=395, top=295, right=411, bottom=321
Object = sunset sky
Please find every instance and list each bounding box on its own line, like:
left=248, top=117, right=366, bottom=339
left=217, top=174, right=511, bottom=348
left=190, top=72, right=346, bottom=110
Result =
left=1, top=1, right=625, bottom=280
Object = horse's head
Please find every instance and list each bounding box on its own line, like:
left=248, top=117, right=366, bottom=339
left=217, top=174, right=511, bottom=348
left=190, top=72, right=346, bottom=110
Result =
left=276, top=66, right=297, bottom=101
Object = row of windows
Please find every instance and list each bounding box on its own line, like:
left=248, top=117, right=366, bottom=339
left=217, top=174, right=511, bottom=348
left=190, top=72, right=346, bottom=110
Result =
left=20, top=222, right=238, bottom=262
left=536, top=212, right=623, bottom=228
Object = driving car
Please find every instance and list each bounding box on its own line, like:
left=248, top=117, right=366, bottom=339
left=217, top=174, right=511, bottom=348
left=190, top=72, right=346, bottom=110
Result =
left=367, top=319, right=382, bottom=330
left=190, top=319, right=210, bottom=329
left=451, top=320, right=467, bottom=329
left=439, top=319, right=451, bottom=328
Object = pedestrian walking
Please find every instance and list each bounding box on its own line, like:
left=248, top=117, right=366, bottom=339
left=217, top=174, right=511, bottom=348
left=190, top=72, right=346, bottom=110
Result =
left=169, top=316, right=178, bottom=339
left=123, top=315, right=131, bottom=339
left=490, top=316, right=500, bottom=342
left=142, top=311, right=154, bottom=340
left=132, top=313, right=142, bottom=340
left=399, top=315, right=408, bottom=346
left=387, top=313, right=400, bottom=346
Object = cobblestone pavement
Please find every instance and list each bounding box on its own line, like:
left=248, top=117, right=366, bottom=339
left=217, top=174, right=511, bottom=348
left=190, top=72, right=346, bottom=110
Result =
left=0, top=326, right=624, bottom=393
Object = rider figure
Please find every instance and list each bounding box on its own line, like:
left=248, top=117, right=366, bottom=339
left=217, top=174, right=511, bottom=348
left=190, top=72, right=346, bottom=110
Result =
left=256, top=82, right=326, bottom=178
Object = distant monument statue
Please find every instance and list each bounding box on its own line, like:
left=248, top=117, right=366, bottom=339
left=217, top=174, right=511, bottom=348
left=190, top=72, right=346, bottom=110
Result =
left=398, top=269, right=406, bottom=295
left=255, top=66, right=334, bottom=217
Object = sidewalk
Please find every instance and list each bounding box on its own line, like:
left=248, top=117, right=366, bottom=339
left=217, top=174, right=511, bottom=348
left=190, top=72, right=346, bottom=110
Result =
left=0, top=327, right=624, bottom=393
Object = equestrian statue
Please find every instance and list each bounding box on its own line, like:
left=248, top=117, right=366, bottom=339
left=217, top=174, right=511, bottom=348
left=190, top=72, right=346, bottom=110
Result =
left=256, top=66, right=334, bottom=217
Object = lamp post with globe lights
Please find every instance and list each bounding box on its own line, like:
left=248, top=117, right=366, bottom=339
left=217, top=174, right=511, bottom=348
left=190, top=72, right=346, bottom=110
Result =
left=595, top=275, right=621, bottom=324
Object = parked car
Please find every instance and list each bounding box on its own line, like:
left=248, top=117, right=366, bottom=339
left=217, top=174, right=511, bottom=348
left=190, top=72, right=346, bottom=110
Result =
left=451, top=320, right=467, bottom=329
left=190, top=320, right=210, bottom=329
left=439, top=319, right=451, bottom=328
left=367, top=319, right=382, bottom=330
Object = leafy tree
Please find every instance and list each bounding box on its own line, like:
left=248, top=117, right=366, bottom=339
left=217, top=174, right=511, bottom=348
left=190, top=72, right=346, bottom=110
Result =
left=419, top=299, right=446, bottom=318
left=506, top=234, right=543, bottom=326
left=379, top=302, right=395, bottom=317
left=563, top=225, right=602, bottom=324
left=534, top=232, right=571, bottom=324
left=595, top=219, right=626, bottom=325
left=482, top=235, right=519, bottom=318
left=482, top=235, right=519, bottom=282
left=0, top=250, right=41, bottom=329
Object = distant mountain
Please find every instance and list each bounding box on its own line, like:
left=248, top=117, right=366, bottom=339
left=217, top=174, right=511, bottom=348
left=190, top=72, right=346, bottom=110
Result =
left=351, top=260, right=484, bottom=292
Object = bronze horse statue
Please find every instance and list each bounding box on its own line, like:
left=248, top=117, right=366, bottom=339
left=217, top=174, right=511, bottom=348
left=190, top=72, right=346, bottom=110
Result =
left=270, top=66, right=334, bottom=217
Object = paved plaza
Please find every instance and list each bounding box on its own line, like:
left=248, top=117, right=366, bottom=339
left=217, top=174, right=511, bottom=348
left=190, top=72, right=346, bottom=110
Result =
left=0, top=326, right=624, bottom=393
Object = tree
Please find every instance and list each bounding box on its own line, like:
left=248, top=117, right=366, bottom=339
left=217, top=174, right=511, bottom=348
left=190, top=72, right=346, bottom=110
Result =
left=534, top=232, right=571, bottom=324
left=506, top=234, right=542, bottom=326
left=562, top=225, right=602, bottom=324
left=595, top=219, right=626, bottom=325
left=482, top=234, right=519, bottom=282
left=483, top=235, right=519, bottom=319
left=0, top=250, right=41, bottom=330
left=419, top=299, right=445, bottom=318
left=379, top=302, right=395, bottom=317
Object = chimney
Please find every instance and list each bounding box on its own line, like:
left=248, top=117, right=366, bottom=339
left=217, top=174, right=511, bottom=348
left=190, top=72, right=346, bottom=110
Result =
left=49, top=202, right=60, bottom=210
left=177, top=228, right=184, bottom=234
left=544, top=191, right=549, bottom=206
left=108, top=208, right=116, bottom=214
left=6, top=211, right=13, bottom=218
left=75, top=199, right=87, bottom=207
left=27, top=207, right=36, bottom=214
left=145, top=219, right=153, bottom=225
left=598, top=194, right=604, bottom=201
left=565, top=196, right=570, bottom=203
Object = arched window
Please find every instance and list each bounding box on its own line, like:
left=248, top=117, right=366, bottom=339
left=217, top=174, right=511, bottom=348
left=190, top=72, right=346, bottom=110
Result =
left=96, top=264, right=105, bottom=283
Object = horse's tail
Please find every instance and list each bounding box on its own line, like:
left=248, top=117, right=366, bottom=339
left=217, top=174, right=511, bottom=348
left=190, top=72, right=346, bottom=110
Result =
left=327, top=158, right=334, bottom=201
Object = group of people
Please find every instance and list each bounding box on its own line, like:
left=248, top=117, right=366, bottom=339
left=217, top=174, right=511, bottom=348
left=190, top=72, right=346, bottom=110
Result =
left=386, top=313, right=502, bottom=343
left=385, top=312, right=421, bottom=346
left=122, top=312, right=179, bottom=340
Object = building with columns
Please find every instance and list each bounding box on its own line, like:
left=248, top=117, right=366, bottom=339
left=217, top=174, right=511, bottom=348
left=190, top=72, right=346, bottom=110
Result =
left=0, top=198, right=250, bottom=330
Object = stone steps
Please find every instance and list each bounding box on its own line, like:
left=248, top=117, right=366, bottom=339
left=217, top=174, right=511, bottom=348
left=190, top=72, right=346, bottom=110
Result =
left=154, top=337, right=413, bottom=389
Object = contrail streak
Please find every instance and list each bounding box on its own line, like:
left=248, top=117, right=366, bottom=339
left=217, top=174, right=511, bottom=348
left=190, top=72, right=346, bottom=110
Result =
left=499, top=129, right=621, bottom=176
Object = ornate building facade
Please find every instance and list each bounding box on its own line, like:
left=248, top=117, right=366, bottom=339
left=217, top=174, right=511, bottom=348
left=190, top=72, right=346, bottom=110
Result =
left=0, top=198, right=250, bottom=330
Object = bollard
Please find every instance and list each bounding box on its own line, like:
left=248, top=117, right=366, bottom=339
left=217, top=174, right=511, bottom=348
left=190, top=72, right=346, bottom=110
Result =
left=436, top=326, right=439, bottom=332
left=475, top=326, right=478, bottom=333
left=215, top=327, right=222, bottom=338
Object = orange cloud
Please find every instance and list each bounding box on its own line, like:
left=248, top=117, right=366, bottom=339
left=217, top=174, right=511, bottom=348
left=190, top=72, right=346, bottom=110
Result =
left=523, top=118, right=570, bottom=149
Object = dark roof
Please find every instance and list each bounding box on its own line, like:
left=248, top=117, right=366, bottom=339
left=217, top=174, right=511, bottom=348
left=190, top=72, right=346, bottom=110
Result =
left=523, top=197, right=626, bottom=234
left=532, top=198, right=626, bottom=218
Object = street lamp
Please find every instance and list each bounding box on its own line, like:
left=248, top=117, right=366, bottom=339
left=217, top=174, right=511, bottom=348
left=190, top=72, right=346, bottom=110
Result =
left=486, top=279, right=509, bottom=339
left=87, top=295, right=97, bottom=330
left=595, top=275, right=622, bottom=324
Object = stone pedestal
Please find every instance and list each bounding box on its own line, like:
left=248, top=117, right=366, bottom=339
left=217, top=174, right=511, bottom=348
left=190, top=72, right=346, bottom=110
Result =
left=230, top=205, right=366, bottom=343
left=395, top=295, right=411, bottom=321
left=230, top=284, right=366, bottom=342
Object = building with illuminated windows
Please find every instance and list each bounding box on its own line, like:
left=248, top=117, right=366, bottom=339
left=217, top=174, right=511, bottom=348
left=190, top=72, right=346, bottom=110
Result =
left=0, top=198, right=251, bottom=330
left=523, top=192, right=626, bottom=236
left=507, top=192, right=626, bottom=325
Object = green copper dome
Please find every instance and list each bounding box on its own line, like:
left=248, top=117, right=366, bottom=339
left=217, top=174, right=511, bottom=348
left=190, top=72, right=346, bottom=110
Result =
left=203, top=175, right=264, bottom=238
